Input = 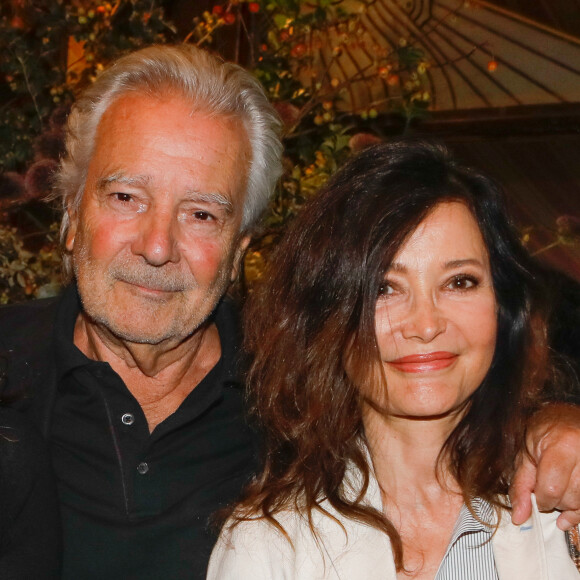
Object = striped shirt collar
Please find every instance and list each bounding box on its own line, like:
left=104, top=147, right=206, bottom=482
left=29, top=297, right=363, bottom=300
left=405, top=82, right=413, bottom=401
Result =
left=450, top=498, right=496, bottom=540
left=436, top=498, right=499, bottom=580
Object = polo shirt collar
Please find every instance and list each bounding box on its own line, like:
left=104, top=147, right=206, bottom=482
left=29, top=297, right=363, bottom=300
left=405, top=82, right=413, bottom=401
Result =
left=53, top=284, right=88, bottom=381
left=52, top=283, right=243, bottom=398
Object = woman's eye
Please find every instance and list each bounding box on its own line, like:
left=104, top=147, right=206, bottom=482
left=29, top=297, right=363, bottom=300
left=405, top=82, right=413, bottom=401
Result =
left=378, top=282, right=395, bottom=297
left=447, top=275, right=478, bottom=290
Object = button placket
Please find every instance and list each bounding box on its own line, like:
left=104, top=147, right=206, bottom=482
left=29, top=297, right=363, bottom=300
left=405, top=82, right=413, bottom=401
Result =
left=137, top=461, right=149, bottom=475
left=121, top=413, right=135, bottom=425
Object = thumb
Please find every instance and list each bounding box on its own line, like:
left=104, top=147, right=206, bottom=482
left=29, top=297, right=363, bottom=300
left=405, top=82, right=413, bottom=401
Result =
left=509, top=455, right=536, bottom=525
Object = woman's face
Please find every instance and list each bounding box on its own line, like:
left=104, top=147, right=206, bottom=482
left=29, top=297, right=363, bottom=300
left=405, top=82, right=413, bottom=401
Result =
left=373, top=201, right=497, bottom=421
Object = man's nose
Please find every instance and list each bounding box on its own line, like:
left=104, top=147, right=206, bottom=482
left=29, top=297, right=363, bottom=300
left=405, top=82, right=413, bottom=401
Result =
left=131, top=211, right=180, bottom=266
left=400, top=294, right=446, bottom=342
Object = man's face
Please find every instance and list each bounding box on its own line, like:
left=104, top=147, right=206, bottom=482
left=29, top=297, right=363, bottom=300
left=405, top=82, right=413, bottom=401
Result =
left=66, top=93, right=251, bottom=345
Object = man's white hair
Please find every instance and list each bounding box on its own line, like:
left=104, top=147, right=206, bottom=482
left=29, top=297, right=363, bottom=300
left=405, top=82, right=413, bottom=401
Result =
left=55, top=44, right=283, bottom=280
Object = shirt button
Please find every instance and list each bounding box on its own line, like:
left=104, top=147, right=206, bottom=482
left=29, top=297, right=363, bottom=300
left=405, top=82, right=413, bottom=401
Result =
left=121, top=413, right=135, bottom=426
left=137, top=462, right=149, bottom=475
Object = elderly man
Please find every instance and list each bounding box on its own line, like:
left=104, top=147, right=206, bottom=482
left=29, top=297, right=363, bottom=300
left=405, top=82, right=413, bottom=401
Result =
left=0, top=45, right=579, bottom=579
left=0, top=45, right=281, bottom=579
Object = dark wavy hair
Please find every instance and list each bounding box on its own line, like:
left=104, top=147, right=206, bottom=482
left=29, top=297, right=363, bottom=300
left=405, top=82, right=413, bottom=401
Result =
left=238, top=140, right=552, bottom=569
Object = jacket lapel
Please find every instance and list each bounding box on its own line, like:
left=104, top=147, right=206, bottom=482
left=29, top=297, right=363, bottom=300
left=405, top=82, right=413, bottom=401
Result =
left=493, top=495, right=579, bottom=580
left=493, top=500, right=548, bottom=579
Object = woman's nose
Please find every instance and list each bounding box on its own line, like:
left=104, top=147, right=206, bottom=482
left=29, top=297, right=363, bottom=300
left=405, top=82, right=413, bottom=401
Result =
left=400, top=294, right=446, bottom=342
left=131, top=211, right=180, bottom=266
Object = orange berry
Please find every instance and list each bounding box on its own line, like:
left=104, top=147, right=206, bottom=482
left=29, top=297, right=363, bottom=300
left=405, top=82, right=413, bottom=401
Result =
left=290, top=43, right=306, bottom=58
left=387, top=74, right=399, bottom=86
left=378, top=66, right=390, bottom=78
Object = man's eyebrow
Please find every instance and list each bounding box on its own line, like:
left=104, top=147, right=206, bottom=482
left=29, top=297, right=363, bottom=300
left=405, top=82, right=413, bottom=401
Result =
left=95, top=178, right=235, bottom=215
left=186, top=191, right=234, bottom=214
left=96, top=173, right=151, bottom=190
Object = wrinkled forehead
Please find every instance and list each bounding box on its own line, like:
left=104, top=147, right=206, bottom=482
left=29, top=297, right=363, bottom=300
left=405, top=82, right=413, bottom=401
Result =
left=87, top=93, right=251, bottom=197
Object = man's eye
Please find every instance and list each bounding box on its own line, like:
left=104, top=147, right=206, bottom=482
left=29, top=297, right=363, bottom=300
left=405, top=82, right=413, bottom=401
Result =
left=193, top=211, right=213, bottom=221
left=447, top=275, right=478, bottom=290
left=114, top=193, right=133, bottom=203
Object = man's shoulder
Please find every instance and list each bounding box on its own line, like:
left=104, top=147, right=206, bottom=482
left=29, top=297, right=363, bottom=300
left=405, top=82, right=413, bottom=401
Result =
left=0, top=296, right=60, bottom=347
left=0, top=295, right=60, bottom=319
left=0, top=296, right=61, bottom=409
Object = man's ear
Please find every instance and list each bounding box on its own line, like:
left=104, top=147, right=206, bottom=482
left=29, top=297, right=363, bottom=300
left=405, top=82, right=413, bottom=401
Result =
left=65, top=206, right=78, bottom=252
left=230, top=234, right=251, bottom=282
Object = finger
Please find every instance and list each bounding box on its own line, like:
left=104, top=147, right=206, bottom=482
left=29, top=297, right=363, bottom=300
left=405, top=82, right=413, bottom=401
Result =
left=551, top=472, right=580, bottom=514
left=533, top=447, right=575, bottom=512
left=557, top=510, right=580, bottom=531
left=509, top=455, right=536, bottom=525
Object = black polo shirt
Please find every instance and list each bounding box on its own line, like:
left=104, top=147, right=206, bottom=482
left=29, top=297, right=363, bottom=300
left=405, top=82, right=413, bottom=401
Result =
left=49, top=287, right=259, bottom=579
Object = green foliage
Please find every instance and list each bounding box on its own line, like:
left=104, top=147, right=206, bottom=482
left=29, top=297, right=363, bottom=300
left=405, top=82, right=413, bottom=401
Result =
left=5, top=0, right=561, bottom=298
left=0, top=220, right=61, bottom=303
left=1, top=1, right=68, bottom=172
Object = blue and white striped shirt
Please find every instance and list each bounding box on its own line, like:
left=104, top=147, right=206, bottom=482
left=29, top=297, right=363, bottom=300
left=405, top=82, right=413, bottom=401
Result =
left=436, top=498, right=499, bottom=580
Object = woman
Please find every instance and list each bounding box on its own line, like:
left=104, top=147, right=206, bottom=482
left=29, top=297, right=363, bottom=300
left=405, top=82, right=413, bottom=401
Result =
left=208, top=140, right=579, bottom=579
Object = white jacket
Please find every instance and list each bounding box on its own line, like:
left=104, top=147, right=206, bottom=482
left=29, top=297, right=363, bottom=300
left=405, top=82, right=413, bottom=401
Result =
left=208, top=467, right=579, bottom=580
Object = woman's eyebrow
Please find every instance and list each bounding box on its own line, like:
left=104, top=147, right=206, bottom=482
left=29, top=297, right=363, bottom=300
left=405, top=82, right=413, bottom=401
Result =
left=386, top=258, right=484, bottom=273
left=385, top=262, right=407, bottom=274
left=444, top=258, right=484, bottom=269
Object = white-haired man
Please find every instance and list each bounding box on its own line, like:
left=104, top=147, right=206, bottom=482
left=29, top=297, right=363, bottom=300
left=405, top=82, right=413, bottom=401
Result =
left=0, top=45, right=281, bottom=579
left=0, top=44, right=579, bottom=580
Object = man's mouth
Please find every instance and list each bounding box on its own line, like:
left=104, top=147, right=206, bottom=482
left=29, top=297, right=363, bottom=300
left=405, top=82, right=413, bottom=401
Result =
left=117, top=277, right=188, bottom=296
left=112, top=269, right=190, bottom=294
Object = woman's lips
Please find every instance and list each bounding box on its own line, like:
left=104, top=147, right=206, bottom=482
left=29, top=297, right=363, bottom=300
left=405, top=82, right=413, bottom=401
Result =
left=387, top=351, right=458, bottom=373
